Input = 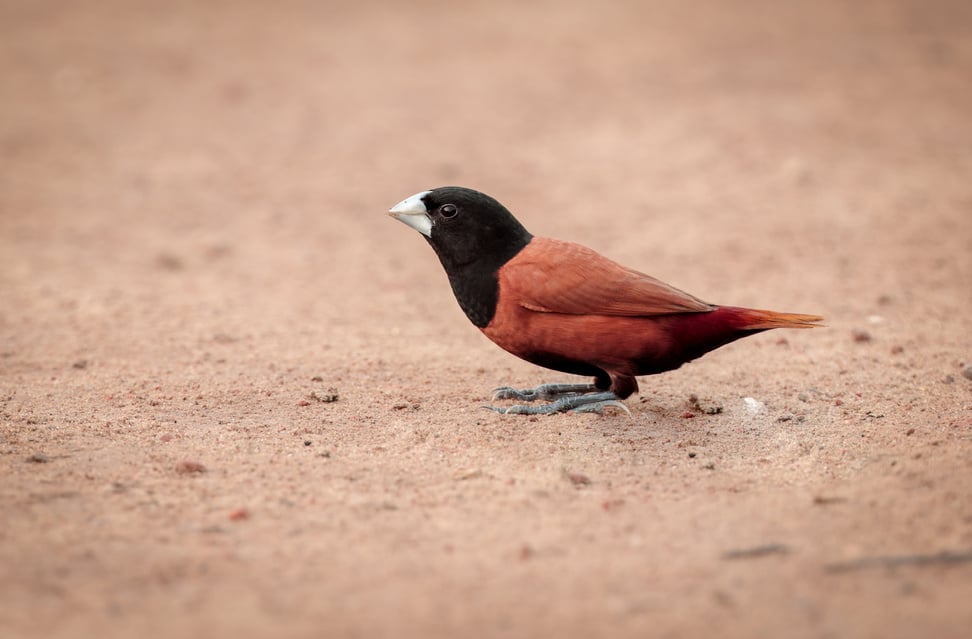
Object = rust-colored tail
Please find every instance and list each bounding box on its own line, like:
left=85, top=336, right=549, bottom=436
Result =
left=650, top=306, right=824, bottom=373
left=727, top=307, right=825, bottom=331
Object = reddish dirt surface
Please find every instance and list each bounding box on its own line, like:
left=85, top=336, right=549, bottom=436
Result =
left=2, top=1, right=971, bottom=637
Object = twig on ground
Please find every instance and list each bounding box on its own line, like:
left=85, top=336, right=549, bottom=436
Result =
left=721, top=543, right=791, bottom=560
left=825, top=550, right=972, bottom=573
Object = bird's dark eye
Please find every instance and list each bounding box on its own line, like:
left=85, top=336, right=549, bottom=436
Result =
left=440, top=204, right=458, bottom=218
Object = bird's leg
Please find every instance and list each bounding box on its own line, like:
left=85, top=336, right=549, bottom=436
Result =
left=491, top=382, right=600, bottom=402
left=486, top=391, right=630, bottom=416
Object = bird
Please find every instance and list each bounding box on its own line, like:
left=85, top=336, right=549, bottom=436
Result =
left=388, top=186, right=823, bottom=415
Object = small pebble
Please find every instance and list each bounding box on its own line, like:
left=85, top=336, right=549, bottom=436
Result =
left=175, top=460, right=206, bottom=474
left=687, top=394, right=722, bottom=414
left=26, top=453, right=49, bottom=463
left=303, top=440, right=312, bottom=446
left=310, top=388, right=339, bottom=403
left=743, top=397, right=765, bottom=414
left=797, top=392, right=810, bottom=402
left=852, top=329, right=872, bottom=343
left=565, top=472, right=591, bottom=487
left=228, top=508, right=250, bottom=521
left=813, top=495, right=847, bottom=505
left=962, top=365, right=972, bottom=381
left=155, top=253, right=183, bottom=270
left=890, top=345, right=904, bottom=355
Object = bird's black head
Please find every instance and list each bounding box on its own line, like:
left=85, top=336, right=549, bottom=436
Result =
left=390, top=186, right=533, bottom=271
left=389, top=186, right=534, bottom=327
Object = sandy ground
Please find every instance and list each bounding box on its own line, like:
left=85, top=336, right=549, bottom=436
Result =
left=2, top=1, right=971, bottom=637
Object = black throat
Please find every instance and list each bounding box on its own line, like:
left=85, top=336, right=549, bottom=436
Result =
left=433, top=236, right=531, bottom=328
left=418, top=186, right=534, bottom=329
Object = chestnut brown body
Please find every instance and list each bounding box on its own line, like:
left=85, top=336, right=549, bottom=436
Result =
left=485, top=237, right=821, bottom=399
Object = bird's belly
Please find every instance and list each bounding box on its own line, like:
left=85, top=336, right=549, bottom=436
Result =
left=482, top=310, right=675, bottom=376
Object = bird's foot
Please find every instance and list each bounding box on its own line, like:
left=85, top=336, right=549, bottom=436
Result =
left=491, top=382, right=600, bottom=402
left=486, top=391, right=630, bottom=416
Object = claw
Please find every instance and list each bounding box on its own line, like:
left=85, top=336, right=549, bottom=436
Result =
left=483, top=404, right=506, bottom=413
left=491, top=386, right=532, bottom=401
left=570, top=400, right=631, bottom=415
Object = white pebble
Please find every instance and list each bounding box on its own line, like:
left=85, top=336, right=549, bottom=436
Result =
left=743, top=397, right=766, bottom=414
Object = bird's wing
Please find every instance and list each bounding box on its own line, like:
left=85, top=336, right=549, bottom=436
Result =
left=500, top=237, right=714, bottom=317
